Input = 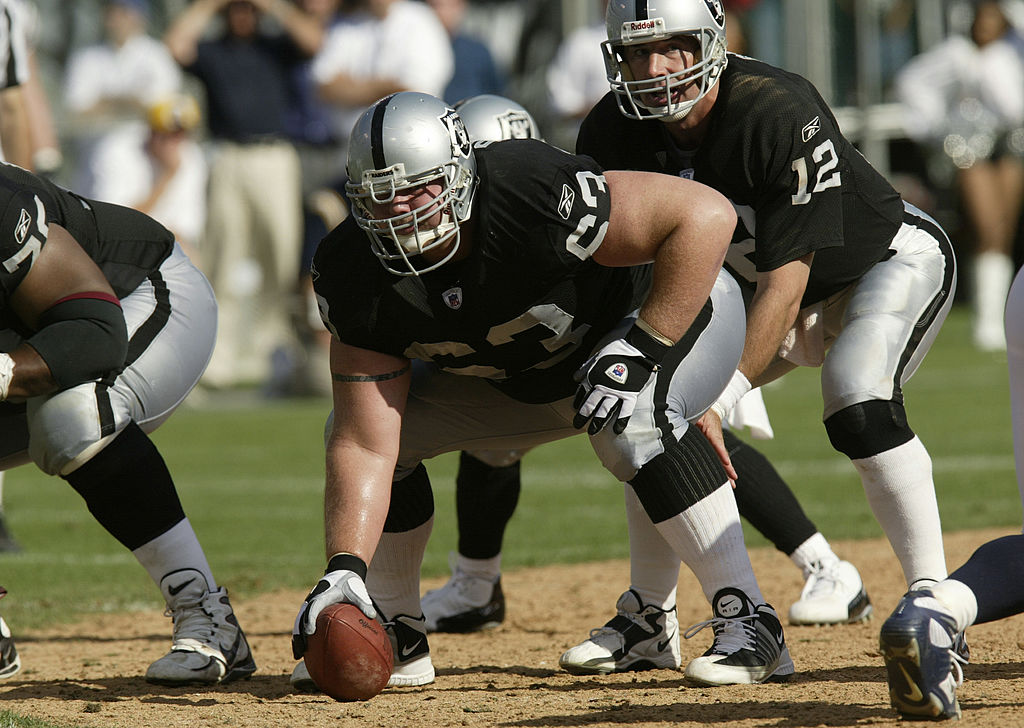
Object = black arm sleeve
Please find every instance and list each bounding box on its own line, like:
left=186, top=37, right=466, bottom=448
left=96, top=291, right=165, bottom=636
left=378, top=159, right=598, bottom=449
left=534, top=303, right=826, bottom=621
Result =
left=26, top=296, right=128, bottom=389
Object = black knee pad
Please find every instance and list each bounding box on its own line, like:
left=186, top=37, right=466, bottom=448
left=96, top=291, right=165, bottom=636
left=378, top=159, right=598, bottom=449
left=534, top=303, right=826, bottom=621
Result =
left=824, top=400, right=914, bottom=460
left=628, top=425, right=727, bottom=524
left=383, top=463, right=434, bottom=533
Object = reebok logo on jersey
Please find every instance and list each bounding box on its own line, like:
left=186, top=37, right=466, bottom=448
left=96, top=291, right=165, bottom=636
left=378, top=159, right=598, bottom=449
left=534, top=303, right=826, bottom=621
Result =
left=558, top=184, right=574, bottom=219
left=801, top=116, right=821, bottom=142
left=605, top=363, right=629, bottom=384
left=14, top=209, right=30, bottom=246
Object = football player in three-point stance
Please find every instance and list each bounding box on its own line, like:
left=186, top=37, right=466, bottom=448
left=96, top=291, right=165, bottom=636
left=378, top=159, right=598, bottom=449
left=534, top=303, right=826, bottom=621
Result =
left=566, top=0, right=958, bottom=699
left=422, top=93, right=872, bottom=650
left=291, top=90, right=792, bottom=690
left=0, top=162, right=254, bottom=685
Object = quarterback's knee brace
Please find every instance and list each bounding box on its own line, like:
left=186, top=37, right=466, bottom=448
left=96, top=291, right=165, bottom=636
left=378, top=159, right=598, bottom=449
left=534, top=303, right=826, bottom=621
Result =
left=824, top=399, right=915, bottom=460
left=383, top=463, right=434, bottom=533
left=628, top=425, right=728, bottom=523
left=64, top=421, right=186, bottom=550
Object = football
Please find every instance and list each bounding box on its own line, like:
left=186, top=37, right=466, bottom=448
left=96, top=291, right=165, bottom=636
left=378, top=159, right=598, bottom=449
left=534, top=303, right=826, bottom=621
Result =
left=304, top=603, right=393, bottom=701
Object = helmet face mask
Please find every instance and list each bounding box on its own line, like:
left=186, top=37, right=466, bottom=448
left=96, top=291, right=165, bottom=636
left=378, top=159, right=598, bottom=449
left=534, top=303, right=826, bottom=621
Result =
left=603, top=0, right=728, bottom=122
left=346, top=92, right=478, bottom=276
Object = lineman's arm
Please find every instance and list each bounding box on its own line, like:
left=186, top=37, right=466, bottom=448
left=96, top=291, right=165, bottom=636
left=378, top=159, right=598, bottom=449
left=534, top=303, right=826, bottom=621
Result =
left=6, top=223, right=125, bottom=400
left=323, top=338, right=411, bottom=565
left=594, top=169, right=735, bottom=342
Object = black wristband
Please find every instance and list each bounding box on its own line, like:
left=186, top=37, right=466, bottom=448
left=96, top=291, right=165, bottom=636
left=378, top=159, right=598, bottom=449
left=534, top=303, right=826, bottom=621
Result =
left=624, top=323, right=670, bottom=362
left=326, top=553, right=368, bottom=580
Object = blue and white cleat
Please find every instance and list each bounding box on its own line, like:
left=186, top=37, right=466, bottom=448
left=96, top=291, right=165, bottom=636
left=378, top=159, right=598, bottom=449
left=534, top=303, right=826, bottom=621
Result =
left=880, top=590, right=966, bottom=720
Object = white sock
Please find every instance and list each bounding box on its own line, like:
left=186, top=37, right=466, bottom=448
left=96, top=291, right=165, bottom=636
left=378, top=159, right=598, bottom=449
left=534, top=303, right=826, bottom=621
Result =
left=789, top=532, right=839, bottom=576
left=972, top=250, right=1013, bottom=347
left=624, top=484, right=680, bottom=609
left=366, top=518, right=433, bottom=621
left=652, top=482, right=764, bottom=605
left=852, top=436, right=948, bottom=586
left=454, top=552, right=501, bottom=581
left=929, top=578, right=979, bottom=633
left=132, top=518, right=217, bottom=592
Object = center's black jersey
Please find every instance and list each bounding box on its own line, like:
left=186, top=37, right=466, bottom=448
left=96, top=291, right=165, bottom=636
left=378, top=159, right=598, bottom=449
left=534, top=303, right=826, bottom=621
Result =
left=312, top=139, right=651, bottom=404
left=0, top=163, right=175, bottom=316
left=577, top=54, right=904, bottom=307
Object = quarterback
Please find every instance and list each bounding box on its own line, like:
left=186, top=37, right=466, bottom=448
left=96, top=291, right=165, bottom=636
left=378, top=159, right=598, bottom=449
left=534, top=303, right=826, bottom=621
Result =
left=291, top=91, right=793, bottom=690
left=570, top=0, right=959, bottom=712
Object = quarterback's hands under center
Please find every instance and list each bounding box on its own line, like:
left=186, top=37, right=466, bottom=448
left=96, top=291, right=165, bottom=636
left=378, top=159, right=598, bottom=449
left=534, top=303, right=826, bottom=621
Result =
left=573, top=338, right=657, bottom=435
left=695, top=408, right=738, bottom=485
left=291, top=569, right=376, bottom=658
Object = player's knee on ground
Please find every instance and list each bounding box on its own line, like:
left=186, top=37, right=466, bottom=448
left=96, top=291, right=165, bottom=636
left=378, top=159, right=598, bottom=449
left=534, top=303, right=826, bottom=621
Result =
left=628, top=426, right=728, bottom=522
left=824, top=400, right=915, bottom=460
left=27, top=385, right=130, bottom=476
left=384, top=463, right=434, bottom=533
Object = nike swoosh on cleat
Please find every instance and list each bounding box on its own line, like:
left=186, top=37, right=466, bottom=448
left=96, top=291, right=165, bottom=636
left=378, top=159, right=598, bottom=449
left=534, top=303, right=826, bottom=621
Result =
left=400, top=639, right=424, bottom=660
left=897, top=663, right=924, bottom=703
left=657, top=629, right=677, bottom=653
left=168, top=578, right=196, bottom=597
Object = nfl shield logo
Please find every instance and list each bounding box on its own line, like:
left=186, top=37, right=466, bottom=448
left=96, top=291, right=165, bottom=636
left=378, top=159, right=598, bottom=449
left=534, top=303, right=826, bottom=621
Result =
left=443, top=286, right=463, bottom=310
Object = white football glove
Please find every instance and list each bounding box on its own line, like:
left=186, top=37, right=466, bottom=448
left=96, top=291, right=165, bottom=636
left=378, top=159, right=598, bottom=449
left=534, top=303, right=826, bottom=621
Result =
left=573, top=337, right=658, bottom=435
left=291, top=567, right=376, bottom=658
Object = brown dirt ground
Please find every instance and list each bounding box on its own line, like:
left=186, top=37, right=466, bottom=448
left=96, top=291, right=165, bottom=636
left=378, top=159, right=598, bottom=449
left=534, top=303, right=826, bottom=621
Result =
left=2, top=528, right=1023, bottom=728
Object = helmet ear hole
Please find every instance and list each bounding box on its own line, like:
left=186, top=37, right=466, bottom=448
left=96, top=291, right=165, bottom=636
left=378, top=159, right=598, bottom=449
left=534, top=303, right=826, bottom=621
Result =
left=345, top=92, right=478, bottom=276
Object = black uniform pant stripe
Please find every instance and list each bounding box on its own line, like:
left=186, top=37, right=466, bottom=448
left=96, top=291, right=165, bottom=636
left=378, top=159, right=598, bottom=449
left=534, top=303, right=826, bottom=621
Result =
left=96, top=271, right=173, bottom=437
left=891, top=209, right=956, bottom=398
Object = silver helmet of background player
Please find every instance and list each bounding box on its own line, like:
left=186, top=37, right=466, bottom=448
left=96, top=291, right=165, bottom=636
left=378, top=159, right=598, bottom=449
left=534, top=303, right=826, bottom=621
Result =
left=603, top=0, right=728, bottom=122
left=453, top=94, right=542, bottom=142
left=346, top=92, right=478, bottom=276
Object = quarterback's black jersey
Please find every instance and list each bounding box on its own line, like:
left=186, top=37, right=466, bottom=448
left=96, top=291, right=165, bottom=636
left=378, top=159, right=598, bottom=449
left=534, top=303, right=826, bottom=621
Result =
left=312, top=139, right=651, bottom=404
left=0, top=163, right=174, bottom=314
left=577, top=54, right=904, bottom=307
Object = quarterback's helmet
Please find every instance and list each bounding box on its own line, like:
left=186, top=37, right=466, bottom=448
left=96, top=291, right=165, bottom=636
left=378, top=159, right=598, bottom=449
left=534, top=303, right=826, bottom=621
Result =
left=603, top=0, right=728, bottom=121
left=346, top=92, right=478, bottom=276
left=453, top=94, right=542, bottom=142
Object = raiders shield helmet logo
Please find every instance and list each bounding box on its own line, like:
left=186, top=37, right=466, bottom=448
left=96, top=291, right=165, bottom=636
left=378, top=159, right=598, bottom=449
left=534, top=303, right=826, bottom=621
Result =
left=704, top=0, right=725, bottom=27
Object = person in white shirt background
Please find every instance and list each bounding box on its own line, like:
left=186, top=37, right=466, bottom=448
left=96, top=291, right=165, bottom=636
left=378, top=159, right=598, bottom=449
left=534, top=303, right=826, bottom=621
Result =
left=896, top=0, right=1024, bottom=352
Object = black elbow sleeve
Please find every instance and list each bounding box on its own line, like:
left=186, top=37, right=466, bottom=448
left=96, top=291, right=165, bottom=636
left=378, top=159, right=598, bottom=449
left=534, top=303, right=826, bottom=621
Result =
left=27, top=296, right=128, bottom=389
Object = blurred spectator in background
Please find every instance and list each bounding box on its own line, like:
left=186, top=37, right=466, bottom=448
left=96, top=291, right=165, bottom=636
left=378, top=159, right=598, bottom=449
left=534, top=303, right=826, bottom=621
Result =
left=18, top=0, right=61, bottom=177
left=63, top=0, right=182, bottom=176
left=0, top=0, right=30, bottom=170
left=164, top=0, right=322, bottom=392
left=896, top=0, right=1024, bottom=352
left=543, top=0, right=606, bottom=151
left=426, top=0, right=503, bottom=105
left=311, top=0, right=452, bottom=164
left=79, top=93, right=208, bottom=259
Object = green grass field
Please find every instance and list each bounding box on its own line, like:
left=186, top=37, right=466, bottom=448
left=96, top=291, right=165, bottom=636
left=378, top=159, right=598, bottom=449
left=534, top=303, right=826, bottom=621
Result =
left=0, top=304, right=1018, bottom=634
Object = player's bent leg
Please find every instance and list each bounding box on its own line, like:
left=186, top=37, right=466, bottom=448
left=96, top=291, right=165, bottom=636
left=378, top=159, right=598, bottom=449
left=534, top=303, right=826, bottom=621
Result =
left=726, top=430, right=872, bottom=625
left=824, top=400, right=948, bottom=588
left=422, top=451, right=516, bottom=633
left=0, top=587, right=19, bottom=680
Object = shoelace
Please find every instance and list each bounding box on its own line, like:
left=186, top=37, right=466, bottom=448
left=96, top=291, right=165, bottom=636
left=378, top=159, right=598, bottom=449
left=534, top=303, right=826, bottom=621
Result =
left=683, top=613, right=757, bottom=654
left=949, top=648, right=967, bottom=688
left=166, top=595, right=222, bottom=643
left=802, top=560, right=843, bottom=599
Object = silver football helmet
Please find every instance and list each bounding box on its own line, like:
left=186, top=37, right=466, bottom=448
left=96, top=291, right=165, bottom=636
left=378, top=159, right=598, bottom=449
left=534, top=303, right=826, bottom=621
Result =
left=603, top=0, right=728, bottom=121
left=346, top=92, right=478, bottom=276
left=453, top=94, right=542, bottom=142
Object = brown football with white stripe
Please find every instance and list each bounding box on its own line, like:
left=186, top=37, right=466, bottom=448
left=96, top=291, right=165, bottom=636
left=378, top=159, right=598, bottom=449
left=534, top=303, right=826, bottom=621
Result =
left=305, top=604, right=393, bottom=701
